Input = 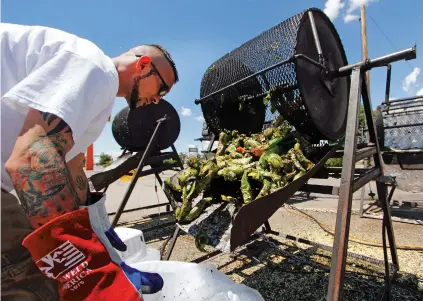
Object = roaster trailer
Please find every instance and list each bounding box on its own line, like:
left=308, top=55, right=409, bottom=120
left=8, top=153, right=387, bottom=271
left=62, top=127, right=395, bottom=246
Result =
left=163, top=7, right=417, bottom=301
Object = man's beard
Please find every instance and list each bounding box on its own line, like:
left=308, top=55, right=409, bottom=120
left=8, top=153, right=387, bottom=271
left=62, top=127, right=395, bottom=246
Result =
left=128, top=77, right=141, bottom=110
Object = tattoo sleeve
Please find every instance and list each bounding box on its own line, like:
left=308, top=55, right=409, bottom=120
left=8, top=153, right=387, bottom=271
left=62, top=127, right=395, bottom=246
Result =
left=66, top=153, right=91, bottom=205
left=6, top=110, right=83, bottom=229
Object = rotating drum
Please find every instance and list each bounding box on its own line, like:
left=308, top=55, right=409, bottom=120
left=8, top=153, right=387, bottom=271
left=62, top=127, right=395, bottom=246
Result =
left=198, top=7, right=350, bottom=142
left=112, top=99, right=181, bottom=152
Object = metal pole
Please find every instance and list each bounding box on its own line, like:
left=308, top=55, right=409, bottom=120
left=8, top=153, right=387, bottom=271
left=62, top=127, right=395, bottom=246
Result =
left=194, top=56, right=294, bottom=105
left=359, top=5, right=371, bottom=220
left=385, top=65, right=392, bottom=104
left=308, top=11, right=324, bottom=64
left=165, top=226, right=180, bottom=260
left=112, top=116, right=167, bottom=227
left=327, top=68, right=362, bottom=301
left=335, top=46, right=416, bottom=77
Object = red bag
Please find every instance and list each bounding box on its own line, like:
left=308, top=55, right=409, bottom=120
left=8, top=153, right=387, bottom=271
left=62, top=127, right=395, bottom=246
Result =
left=22, top=195, right=163, bottom=301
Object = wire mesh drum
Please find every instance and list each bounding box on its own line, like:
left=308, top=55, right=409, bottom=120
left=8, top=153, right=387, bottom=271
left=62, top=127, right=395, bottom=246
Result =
left=376, top=98, right=423, bottom=150
left=200, top=58, right=266, bottom=136
left=197, top=7, right=350, bottom=142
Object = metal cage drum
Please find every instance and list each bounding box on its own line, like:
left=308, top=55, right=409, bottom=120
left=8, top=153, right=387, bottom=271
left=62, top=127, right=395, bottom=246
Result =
left=198, top=7, right=350, bottom=142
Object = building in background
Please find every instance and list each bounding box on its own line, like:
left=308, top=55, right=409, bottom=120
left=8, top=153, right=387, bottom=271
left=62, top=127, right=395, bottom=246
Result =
left=188, top=144, right=199, bottom=157
left=194, top=121, right=218, bottom=154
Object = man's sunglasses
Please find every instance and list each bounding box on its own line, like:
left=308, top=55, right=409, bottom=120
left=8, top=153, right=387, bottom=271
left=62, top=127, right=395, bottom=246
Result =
left=135, top=55, right=169, bottom=97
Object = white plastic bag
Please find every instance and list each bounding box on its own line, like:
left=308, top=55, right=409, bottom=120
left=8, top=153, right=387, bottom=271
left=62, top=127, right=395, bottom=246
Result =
left=130, top=261, right=264, bottom=301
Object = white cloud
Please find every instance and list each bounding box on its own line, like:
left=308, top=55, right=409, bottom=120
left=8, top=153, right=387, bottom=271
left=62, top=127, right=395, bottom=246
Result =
left=344, top=13, right=359, bottom=23
left=346, top=0, right=378, bottom=14
left=402, top=67, right=421, bottom=92
left=194, top=116, right=205, bottom=122
left=180, top=106, right=193, bottom=116
left=417, top=88, right=423, bottom=96
left=342, top=0, right=379, bottom=23
left=323, top=0, right=345, bottom=20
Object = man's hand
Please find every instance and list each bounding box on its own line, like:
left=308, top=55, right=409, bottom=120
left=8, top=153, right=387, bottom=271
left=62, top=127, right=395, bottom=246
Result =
left=5, top=108, right=83, bottom=229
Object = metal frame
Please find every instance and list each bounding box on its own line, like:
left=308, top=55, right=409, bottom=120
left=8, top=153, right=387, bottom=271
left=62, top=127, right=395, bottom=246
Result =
left=88, top=114, right=184, bottom=230
left=169, top=51, right=415, bottom=300
left=194, top=46, right=415, bottom=107
left=305, top=19, right=415, bottom=298
left=110, top=115, right=184, bottom=227
left=188, top=10, right=416, bottom=300
left=73, top=10, right=419, bottom=300
left=359, top=65, right=423, bottom=219
left=324, top=67, right=398, bottom=301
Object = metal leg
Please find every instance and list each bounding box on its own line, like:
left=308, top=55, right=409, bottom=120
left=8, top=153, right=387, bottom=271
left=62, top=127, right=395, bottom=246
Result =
left=327, top=68, right=362, bottom=301
left=165, top=226, right=180, bottom=261
left=112, top=116, right=167, bottom=227
left=362, top=70, right=399, bottom=270
left=359, top=186, right=366, bottom=217
left=263, top=221, right=272, bottom=233
left=153, top=172, right=172, bottom=213
left=206, top=133, right=216, bottom=154
left=387, top=183, right=396, bottom=206
left=171, top=144, right=184, bottom=169
left=358, top=159, right=369, bottom=218
left=376, top=181, right=399, bottom=270
left=378, top=184, right=394, bottom=301
left=362, top=75, right=385, bottom=175
left=379, top=216, right=392, bottom=301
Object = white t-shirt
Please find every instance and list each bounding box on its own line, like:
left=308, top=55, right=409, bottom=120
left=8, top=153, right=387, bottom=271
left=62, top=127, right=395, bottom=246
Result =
left=1, top=23, right=119, bottom=192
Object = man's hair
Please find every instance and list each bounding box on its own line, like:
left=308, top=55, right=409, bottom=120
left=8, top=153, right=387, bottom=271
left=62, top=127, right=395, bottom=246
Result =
left=147, top=44, right=179, bottom=84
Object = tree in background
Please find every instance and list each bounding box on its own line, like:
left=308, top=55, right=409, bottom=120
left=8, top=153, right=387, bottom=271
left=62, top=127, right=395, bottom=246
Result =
left=99, top=153, right=113, bottom=168
left=326, top=105, right=377, bottom=168
left=179, top=152, right=187, bottom=165
left=358, top=104, right=378, bottom=143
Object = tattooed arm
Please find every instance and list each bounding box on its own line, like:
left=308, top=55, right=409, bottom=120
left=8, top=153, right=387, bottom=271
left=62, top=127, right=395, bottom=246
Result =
left=4, top=108, right=88, bottom=229
left=67, top=152, right=91, bottom=202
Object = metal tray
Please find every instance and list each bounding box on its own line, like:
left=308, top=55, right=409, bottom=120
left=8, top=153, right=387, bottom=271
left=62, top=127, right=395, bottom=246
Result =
left=164, top=144, right=340, bottom=252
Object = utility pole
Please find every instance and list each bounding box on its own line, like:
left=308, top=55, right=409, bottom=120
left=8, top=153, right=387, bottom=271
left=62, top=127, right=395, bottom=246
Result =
left=360, top=4, right=370, bottom=142
left=359, top=4, right=372, bottom=217
left=361, top=4, right=370, bottom=88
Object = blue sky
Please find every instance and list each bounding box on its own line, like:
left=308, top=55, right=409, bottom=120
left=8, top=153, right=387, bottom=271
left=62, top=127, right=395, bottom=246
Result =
left=2, top=0, right=422, bottom=158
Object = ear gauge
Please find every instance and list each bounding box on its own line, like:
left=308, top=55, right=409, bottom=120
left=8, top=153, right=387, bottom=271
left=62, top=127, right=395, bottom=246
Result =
left=136, top=55, right=152, bottom=72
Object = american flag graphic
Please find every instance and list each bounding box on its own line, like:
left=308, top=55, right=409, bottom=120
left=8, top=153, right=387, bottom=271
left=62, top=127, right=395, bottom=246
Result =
left=36, top=241, right=86, bottom=279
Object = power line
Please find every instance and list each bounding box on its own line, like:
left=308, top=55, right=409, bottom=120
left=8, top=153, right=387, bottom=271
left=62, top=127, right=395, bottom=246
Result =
left=367, top=14, right=414, bottom=70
